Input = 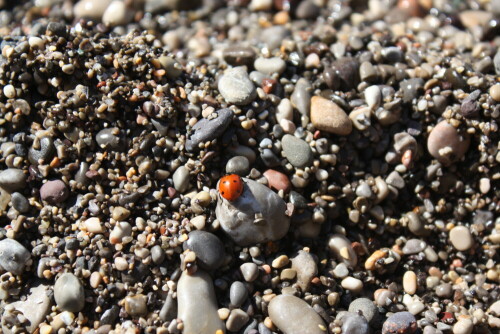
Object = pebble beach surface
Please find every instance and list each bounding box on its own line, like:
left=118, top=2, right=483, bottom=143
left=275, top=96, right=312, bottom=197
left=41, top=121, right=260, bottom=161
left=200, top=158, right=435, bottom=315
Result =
left=0, top=0, right=499, bottom=333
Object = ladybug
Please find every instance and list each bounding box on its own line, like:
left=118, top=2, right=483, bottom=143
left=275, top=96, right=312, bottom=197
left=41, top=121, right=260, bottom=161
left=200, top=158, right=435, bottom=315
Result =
left=218, top=174, right=244, bottom=201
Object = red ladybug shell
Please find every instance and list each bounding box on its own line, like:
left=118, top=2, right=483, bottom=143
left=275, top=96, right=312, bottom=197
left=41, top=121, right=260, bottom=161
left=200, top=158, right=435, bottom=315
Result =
left=218, top=174, right=244, bottom=201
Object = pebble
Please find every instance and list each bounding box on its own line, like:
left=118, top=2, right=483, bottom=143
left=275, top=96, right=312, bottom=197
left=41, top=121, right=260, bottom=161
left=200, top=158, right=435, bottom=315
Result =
left=0, top=168, right=26, bottom=192
left=3, top=85, right=15, bottom=99
left=216, top=178, right=290, bottom=246
left=84, top=217, right=104, bottom=234
left=403, top=271, right=417, bottom=295
left=263, top=169, right=291, bottom=193
left=183, top=230, right=225, bottom=270
left=159, top=293, right=176, bottom=322
left=254, top=57, right=286, bottom=75
left=230, top=281, right=248, bottom=307
left=435, top=283, right=453, bottom=298
left=449, top=226, right=474, bottom=251
left=268, top=295, right=326, bottom=334
left=226, top=156, right=250, bottom=176
left=453, top=318, right=473, bottom=334
left=11, top=192, right=29, bottom=213
left=400, top=78, right=424, bottom=103
left=227, top=309, right=250, bottom=332
left=124, top=295, right=148, bottom=317
left=95, top=128, right=125, bottom=151
left=365, top=85, right=382, bottom=110
left=489, top=84, right=500, bottom=102
left=102, top=0, right=132, bottom=26
left=341, top=276, right=364, bottom=293
left=109, top=222, right=132, bottom=244
left=290, top=78, right=312, bottom=116
left=28, top=137, right=55, bottom=165
left=54, top=273, right=85, bottom=312
left=151, top=245, right=166, bottom=264
left=328, top=234, right=357, bottom=267
left=218, top=67, right=256, bottom=105
left=310, top=96, right=352, bottom=135
left=186, top=108, right=234, bottom=151
left=177, top=270, right=224, bottom=334
left=290, top=250, right=317, bottom=292
left=73, top=0, right=112, bottom=20
left=40, top=180, right=69, bottom=205
left=382, top=312, right=417, bottom=334
left=281, top=134, right=313, bottom=168
left=348, top=298, right=378, bottom=324
left=402, top=239, right=427, bottom=254
left=494, top=50, right=500, bottom=75
left=112, top=206, right=130, bottom=221
left=1, top=283, right=52, bottom=333
left=427, top=121, right=470, bottom=165
left=240, top=262, right=259, bottom=282
left=0, top=238, right=31, bottom=275
left=340, top=312, right=370, bottom=334
left=272, top=255, right=289, bottom=268
left=332, top=57, right=360, bottom=90
left=172, top=166, right=190, bottom=193
left=223, top=46, right=256, bottom=67
left=332, top=263, right=349, bottom=278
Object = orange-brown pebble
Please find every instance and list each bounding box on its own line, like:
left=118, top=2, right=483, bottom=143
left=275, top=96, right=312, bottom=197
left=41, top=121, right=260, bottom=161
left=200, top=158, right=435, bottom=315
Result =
left=263, top=169, right=291, bottom=193
left=365, top=249, right=388, bottom=270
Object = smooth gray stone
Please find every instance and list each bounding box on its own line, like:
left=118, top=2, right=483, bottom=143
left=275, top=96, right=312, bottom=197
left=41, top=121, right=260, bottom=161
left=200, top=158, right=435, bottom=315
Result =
left=268, top=295, right=326, bottom=334
left=230, top=281, right=248, bottom=307
left=159, top=293, right=177, bottom=322
left=348, top=298, right=378, bottom=324
left=290, top=78, right=312, bottom=116
left=172, top=166, right=190, bottom=193
left=177, top=270, right=225, bottom=334
left=11, top=192, right=29, bottom=213
left=216, top=178, right=290, bottom=246
left=95, top=128, right=125, bottom=151
left=281, top=134, right=313, bottom=168
left=186, top=108, right=233, bottom=151
left=0, top=169, right=26, bottom=193
left=183, top=230, right=225, bottom=270
left=28, top=137, right=55, bottom=165
left=218, top=67, right=256, bottom=106
left=0, top=238, right=31, bottom=275
left=226, top=156, right=250, bottom=176
left=254, top=57, right=286, bottom=75
left=341, top=312, right=370, bottom=334
left=54, top=273, right=85, bottom=312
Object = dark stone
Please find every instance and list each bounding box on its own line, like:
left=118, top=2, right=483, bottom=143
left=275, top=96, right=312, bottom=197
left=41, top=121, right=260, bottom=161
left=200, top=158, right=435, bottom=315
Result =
left=183, top=230, right=225, bottom=270
left=186, top=108, right=233, bottom=151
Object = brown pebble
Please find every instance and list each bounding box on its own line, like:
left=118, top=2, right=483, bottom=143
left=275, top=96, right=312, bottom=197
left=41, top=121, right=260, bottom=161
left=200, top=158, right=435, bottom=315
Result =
left=263, top=169, right=291, bottom=192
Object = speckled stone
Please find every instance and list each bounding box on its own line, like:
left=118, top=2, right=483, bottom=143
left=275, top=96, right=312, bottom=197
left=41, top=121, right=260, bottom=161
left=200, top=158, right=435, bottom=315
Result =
left=310, top=96, right=352, bottom=136
left=218, top=67, right=256, bottom=105
left=427, top=121, right=470, bottom=165
left=382, top=312, right=417, bottom=334
left=54, top=273, right=85, bottom=312
left=281, top=134, right=313, bottom=168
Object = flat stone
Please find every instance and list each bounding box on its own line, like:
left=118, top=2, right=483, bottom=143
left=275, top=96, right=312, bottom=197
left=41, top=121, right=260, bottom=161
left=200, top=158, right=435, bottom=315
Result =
left=183, top=230, right=225, bottom=270
left=226, top=156, right=250, bottom=176
left=54, top=273, right=85, bottom=312
left=172, top=166, right=190, bottom=193
left=0, top=238, right=31, bottom=275
left=226, top=308, right=249, bottom=332
left=311, top=96, right=352, bottom=135
left=290, top=78, right=312, bottom=116
left=11, top=192, right=29, bottom=213
left=223, top=46, right=256, bottom=67
left=290, top=250, right=317, bottom=292
left=216, top=178, right=290, bottom=246
left=159, top=293, right=176, bottom=322
left=218, top=67, right=256, bottom=105
left=0, top=169, right=27, bottom=193
left=400, top=78, right=424, bottom=103
left=268, top=295, right=326, bottom=334
left=229, top=281, right=248, bottom=308
left=40, top=180, right=69, bottom=205
left=186, top=108, right=234, bottom=151
left=449, top=226, right=474, bottom=251
left=177, top=270, right=225, bottom=334
left=281, top=134, right=313, bottom=168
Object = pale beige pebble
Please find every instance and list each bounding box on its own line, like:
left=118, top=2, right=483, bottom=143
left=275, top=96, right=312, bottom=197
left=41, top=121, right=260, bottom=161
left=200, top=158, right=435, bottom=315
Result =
left=40, top=325, right=53, bottom=334
left=109, top=222, right=132, bottom=244
left=28, top=36, right=45, bottom=49
left=84, top=217, right=104, bottom=234
left=89, top=271, right=102, bottom=289
left=51, top=311, right=75, bottom=330
left=193, top=191, right=211, bottom=207
left=490, top=300, right=500, bottom=316
left=310, top=96, right=352, bottom=136
left=73, top=0, right=112, bottom=20
left=458, top=10, right=493, bottom=29
left=341, top=276, right=363, bottom=293
left=305, top=53, right=320, bottom=68
left=218, top=308, right=230, bottom=321
left=3, top=84, right=16, bottom=99
left=479, top=178, right=490, bottom=194
left=272, top=255, right=290, bottom=269
left=249, top=0, right=272, bottom=11
left=349, top=106, right=371, bottom=131
left=490, top=84, right=500, bottom=102
left=114, top=257, right=129, bottom=271
left=112, top=206, right=130, bottom=221
left=453, top=318, right=473, bottom=334
left=276, top=98, right=293, bottom=123
left=280, top=268, right=297, bottom=280
left=190, top=215, right=206, bottom=230
left=280, top=119, right=296, bottom=134
left=403, top=271, right=417, bottom=295
left=102, top=0, right=133, bottom=27
left=449, top=226, right=474, bottom=251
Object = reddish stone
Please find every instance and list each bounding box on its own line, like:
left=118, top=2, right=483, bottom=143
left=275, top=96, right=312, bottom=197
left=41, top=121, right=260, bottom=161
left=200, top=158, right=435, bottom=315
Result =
left=263, top=169, right=291, bottom=193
